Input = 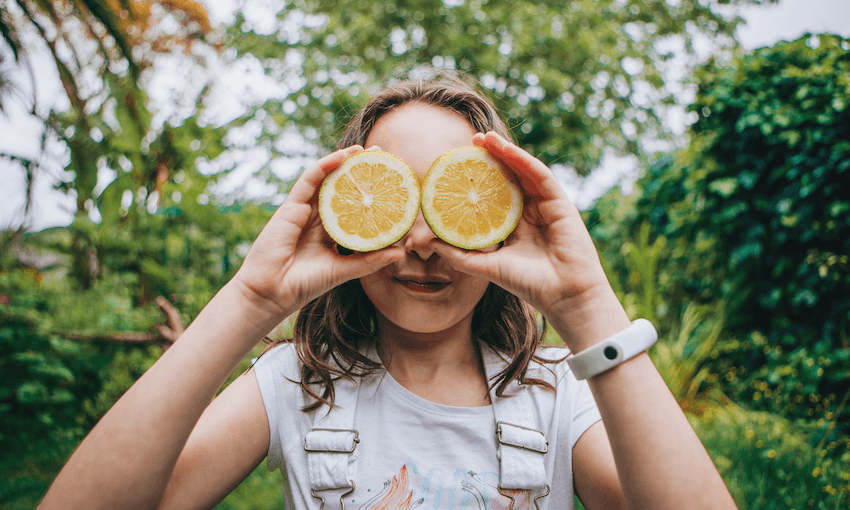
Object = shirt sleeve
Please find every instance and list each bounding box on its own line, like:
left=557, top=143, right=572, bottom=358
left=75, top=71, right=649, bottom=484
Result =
left=252, top=343, right=301, bottom=472
left=568, top=374, right=602, bottom=449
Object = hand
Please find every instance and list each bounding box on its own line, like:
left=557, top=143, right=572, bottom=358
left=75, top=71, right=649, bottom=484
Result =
left=430, top=132, right=630, bottom=350
left=231, top=145, right=404, bottom=321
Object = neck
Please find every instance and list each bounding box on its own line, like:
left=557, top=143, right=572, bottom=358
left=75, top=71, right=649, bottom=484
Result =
left=375, top=311, right=490, bottom=407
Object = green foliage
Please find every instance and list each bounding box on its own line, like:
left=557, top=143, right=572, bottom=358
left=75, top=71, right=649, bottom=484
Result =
left=0, top=304, right=78, bottom=451
left=693, top=407, right=850, bottom=508
left=588, top=189, right=850, bottom=508
left=33, top=194, right=272, bottom=308
left=586, top=200, right=733, bottom=414
left=585, top=37, right=850, bottom=508
left=227, top=0, right=741, bottom=173
left=589, top=180, right=849, bottom=510
left=2, top=0, right=220, bottom=231
left=628, top=34, right=850, bottom=424
left=214, top=462, right=286, bottom=510
left=0, top=194, right=271, bottom=507
left=649, top=302, right=733, bottom=414
left=0, top=261, right=160, bottom=507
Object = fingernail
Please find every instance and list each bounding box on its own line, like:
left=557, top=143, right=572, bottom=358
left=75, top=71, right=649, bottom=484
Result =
left=367, top=145, right=381, bottom=151
left=336, top=244, right=355, bottom=256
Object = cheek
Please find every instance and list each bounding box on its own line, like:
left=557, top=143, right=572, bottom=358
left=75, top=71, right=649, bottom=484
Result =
left=462, top=279, right=491, bottom=308
left=358, top=274, right=388, bottom=309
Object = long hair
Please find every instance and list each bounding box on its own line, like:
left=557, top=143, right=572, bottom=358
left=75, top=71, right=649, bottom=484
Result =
left=277, top=70, right=560, bottom=412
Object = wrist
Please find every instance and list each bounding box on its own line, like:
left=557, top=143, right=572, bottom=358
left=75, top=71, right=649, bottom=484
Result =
left=219, top=279, right=294, bottom=335
left=544, top=285, right=631, bottom=353
left=566, top=319, right=658, bottom=379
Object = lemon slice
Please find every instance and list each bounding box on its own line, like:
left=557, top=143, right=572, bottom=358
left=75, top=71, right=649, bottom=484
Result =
left=319, top=151, right=420, bottom=252
left=421, top=146, right=523, bottom=250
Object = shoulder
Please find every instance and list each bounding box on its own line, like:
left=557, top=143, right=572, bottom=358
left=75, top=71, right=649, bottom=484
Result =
left=251, top=342, right=302, bottom=387
left=530, top=345, right=577, bottom=387
left=530, top=346, right=602, bottom=449
left=254, top=341, right=299, bottom=365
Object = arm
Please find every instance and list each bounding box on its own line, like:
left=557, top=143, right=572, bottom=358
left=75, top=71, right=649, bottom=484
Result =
left=432, top=131, right=737, bottom=510
left=573, top=421, right=626, bottom=510
left=556, top=289, right=734, bottom=509
left=157, top=369, right=269, bottom=510
left=40, top=145, right=404, bottom=510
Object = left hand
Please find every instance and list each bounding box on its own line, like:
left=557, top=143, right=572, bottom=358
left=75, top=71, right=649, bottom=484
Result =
left=430, top=131, right=629, bottom=349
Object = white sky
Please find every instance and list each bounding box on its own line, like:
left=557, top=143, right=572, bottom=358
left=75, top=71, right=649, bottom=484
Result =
left=1, top=0, right=848, bottom=231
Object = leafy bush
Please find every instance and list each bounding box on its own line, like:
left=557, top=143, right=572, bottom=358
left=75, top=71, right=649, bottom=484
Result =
left=627, top=34, right=850, bottom=424
left=0, top=259, right=165, bottom=508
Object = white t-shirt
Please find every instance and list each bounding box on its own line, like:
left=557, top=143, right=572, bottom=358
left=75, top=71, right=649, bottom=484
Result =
left=253, top=343, right=601, bottom=510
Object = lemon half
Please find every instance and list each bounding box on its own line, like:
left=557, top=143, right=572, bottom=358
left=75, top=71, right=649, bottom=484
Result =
left=319, top=151, right=421, bottom=252
left=421, top=146, right=523, bottom=250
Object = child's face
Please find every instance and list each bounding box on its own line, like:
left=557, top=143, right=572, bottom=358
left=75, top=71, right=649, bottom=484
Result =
left=358, top=102, right=493, bottom=337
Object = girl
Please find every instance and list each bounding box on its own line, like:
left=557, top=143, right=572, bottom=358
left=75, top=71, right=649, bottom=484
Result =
left=41, top=72, right=737, bottom=510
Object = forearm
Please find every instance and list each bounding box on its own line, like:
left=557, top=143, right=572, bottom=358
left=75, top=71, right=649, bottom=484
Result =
left=40, top=281, right=286, bottom=510
left=549, top=289, right=737, bottom=510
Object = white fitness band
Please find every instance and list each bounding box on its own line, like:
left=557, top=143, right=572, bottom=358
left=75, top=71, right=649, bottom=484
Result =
left=566, top=319, right=658, bottom=380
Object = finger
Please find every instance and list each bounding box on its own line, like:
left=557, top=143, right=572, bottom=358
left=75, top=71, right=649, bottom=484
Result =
left=474, top=132, right=568, bottom=201
left=333, top=246, right=405, bottom=281
left=428, top=239, right=501, bottom=282
left=471, top=133, right=540, bottom=197
left=286, top=145, right=364, bottom=204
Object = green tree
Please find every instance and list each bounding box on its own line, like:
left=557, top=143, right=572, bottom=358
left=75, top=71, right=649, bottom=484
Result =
left=227, top=0, right=752, bottom=174
left=1, top=1, right=218, bottom=243
left=0, top=3, right=268, bottom=506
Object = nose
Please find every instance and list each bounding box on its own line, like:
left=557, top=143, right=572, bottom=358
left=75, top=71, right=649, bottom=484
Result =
left=402, top=209, right=438, bottom=260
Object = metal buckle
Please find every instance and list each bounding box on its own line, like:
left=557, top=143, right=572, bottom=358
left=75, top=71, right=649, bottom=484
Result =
left=498, top=484, right=550, bottom=510
left=311, top=480, right=355, bottom=510
left=496, top=421, right=549, bottom=454
left=304, top=428, right=360, bottom=453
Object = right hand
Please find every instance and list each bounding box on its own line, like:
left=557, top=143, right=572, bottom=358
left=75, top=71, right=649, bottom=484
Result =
left=231, top=145, right=404, bottom=320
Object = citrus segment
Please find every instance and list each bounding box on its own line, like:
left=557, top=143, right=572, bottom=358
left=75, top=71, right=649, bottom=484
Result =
left=319, top=151, right=420, bottom=252
left=421, top=146, right=523, bottom=250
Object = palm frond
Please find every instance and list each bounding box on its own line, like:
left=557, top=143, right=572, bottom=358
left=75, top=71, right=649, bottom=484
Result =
left=76, top=0, right=140, bottom=79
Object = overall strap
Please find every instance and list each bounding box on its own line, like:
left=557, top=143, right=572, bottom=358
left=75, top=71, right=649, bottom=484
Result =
left=482, top=344, right=551, bottom=510
left=304, top=374, right=361, bottom=510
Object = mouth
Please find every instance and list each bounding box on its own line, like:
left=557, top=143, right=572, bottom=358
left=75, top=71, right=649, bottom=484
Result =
left=392, top=275, right=452, bottom=293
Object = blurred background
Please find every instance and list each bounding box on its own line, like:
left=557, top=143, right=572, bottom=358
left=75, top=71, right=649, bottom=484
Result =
left=0, top=0, right=848, bottom=508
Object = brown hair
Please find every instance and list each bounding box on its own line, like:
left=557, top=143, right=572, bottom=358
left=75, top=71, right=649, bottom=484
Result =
left=278, top=70, right=560, bottom=412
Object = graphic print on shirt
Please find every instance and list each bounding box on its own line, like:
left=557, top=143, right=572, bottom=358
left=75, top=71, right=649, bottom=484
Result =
left=357, top=465, right=424, bottom=510
left=461, top=471, right=530, bottom=510
left=358, top=466, right=529, bottom=510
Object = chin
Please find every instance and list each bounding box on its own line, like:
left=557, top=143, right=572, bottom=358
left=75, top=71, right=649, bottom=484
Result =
left=384, top=309, right=456, bottom=333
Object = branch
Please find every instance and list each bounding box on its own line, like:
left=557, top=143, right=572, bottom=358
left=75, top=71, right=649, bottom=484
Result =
left=52, top=330, right=160, bottom=343
left=15, top=0, right=89, bottom=128
left=51, top=297, right=185, bottom=350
